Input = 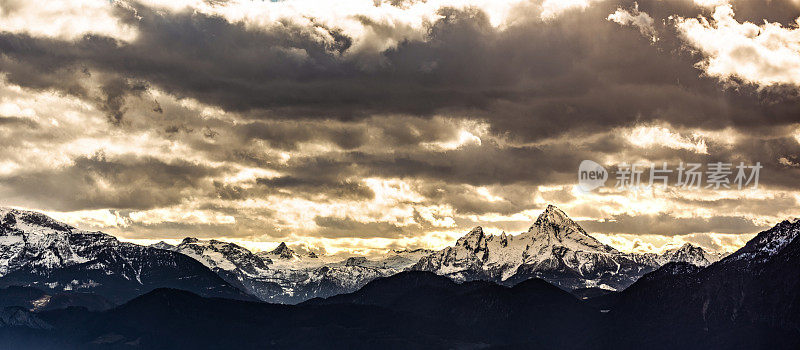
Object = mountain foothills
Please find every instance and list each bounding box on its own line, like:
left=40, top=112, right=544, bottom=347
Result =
left=597, top=217, right=800, bottom=349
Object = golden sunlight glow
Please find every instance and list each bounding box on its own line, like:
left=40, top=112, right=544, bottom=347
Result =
left=624, top=124, right=708, bottom=154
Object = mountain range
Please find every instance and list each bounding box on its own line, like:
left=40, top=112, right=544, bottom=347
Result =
left=0, top=205, right=725, bottom=305
left=0, top=208, right=251, bottom=304
left=0, top=205, right=797, bottom=348
left=413, top=205, right=723, bottom=291
left=4, top=217, right=799, bottom=349
left=594, top=217, right=800, bottom=349
left=152, top=204, right=726, bottom=302
left=151, top=236, right=430, bottom=303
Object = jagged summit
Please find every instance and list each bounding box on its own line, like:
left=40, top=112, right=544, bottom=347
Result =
left=272, top=242, right=289, bottom=253
left=670, top=243, right=705, bottom=255
left=532, top=204, right=572, bottom=228
left=725, top=218, right=800, bottom=264
left=663, top=242, right=705, bottom=257
left=524, top=204, right=618, bottom=254
left=390, top=248, right=434, bottom=255
left=411, top=202, right=737, bottom=290
left=150, top=241, right=175, bottom=251
left=0, top=207, right=76, bottom=235
left=0, top=209, right=250, bottom=303
left=457, top=227, right=487, bottom=252
left=530, top=205, right=580, bottom=232
left=414, top=204, right=649, bottom=290
left=181, top=237, right=200, bottom=244
left=270, top=242, right=297, bottom=260
left=660, top=243, right=720, bottom=267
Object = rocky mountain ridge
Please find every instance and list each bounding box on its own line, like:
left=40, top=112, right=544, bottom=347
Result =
left=413, top=205, right=722, bottom=290
left=0, top=208, right=252, bottom=304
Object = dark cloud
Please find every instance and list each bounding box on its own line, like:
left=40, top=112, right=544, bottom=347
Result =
left=414, top=182, right=539, bottom=215
left=213, top=181, right=247, bottom=201
left=673, top=194, right=798, bottom=218
left=240, top=121, right=369, bottom=150
left=0, top=0, right=797, bottom=137
left=596, top=133, right=800, bottom=191
left=0, top=152, right=223, bottom=211
left=98, top=77, right=149, bottom=125
left=256, top=176, right=375, bottom=201
left=0, top=116, right=37, bottom=128
left=578, top=213, right=769, bottom=235
left=313, top=215, right=404, bottom=238
left=307, top=142, right=590, bottom=186
left=726, top=0, right=800, bottom=25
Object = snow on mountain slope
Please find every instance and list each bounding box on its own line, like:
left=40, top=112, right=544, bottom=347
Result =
left=659, top=243, right=722, bottom=267
left=375, top=249, right=435, bottom=270
left=722, top=218, right=800, bottom=264
left=172, top=238, right=271, bottom=276
left=251, top=254, right=407, bottom=303
left=413, top=205, right=724, bottom=291
left=260, top=246, right=437, bottom=302
left=263, top=242, right=300, bottom=261
left=0, top=208, right=251, bottom=303
left=526, top=204, right=619, bottom=254
left=161, top=238, right=427, bottom=303
left=149, top=241, right=175, bottom=251
left=154, top=238, right=284, bottom=302
left=0, top=208, right=91, bottom=276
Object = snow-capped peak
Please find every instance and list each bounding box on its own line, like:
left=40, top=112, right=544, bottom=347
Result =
left=660, top=243, right=719, bottom=267
left=666, top=243, right=705, bottom=256
left=456, top=227, right=487, bottom=253
left=528, top=205, right=582, bottom=237
left=149, top=241, right=175, bottom=251
left=181, top=237, right=200, bottom=244
left=725, top=218, right=800, bottom=263
left=523, top=204, right=618, bottom=254
left=0, top=207, right=110, bottom=276
left=269, top=242, right=298, bottom=260
left=0, top=209, right=254, bottom=302
left=389, top=248, right=435, bottom=255
left=413, top=204, right=712, bottom=290
left=172, top=237, right=271, bottom=276
left=0, top=207, right=77, bottom=235
left=531, top=204, right=572, bottom=229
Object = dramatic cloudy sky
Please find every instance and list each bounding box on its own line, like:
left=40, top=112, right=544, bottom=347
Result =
left=1, top=0, right=799, bottom=255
